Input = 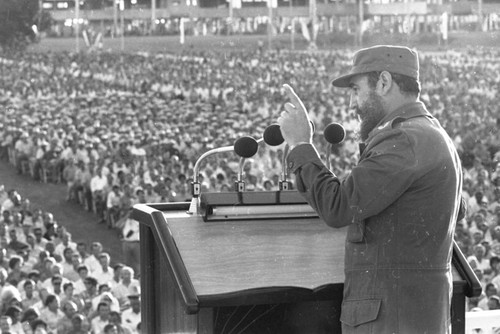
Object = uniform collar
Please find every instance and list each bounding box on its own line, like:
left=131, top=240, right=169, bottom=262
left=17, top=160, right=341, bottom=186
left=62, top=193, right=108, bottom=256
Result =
left=366, top=101, right=432, bottom=141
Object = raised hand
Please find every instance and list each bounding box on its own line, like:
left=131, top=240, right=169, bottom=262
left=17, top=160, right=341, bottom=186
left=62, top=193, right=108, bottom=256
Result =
left=277, top=84, right=313, bottom=148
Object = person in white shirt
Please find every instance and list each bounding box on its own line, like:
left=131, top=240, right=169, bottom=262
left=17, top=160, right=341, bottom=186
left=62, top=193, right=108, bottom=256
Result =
left=468, top=244, right=491, bottom=274
left=90, top=166, right=109, bottom=224
left=91, top=301, right=111, bottom=334
left=38, top=294, right=65, bottom=333
left=60, top=248, right=79, bottom=282
left=73, top=265, right=90, bottom=295
left=121, top=217, right=140, bottom=276
left=0, top=185, right=7, bottom=209
left=121, top=294, right=141, bottom=334
left=54, top=231, right=77, bottom=259
left=94, top=253, right=114, bottom=287
left=84, top=242, right=103, bottom=276
left=91, top=290, right=120, bottom=315
left=14, top=132, right=33, bottom=174
left=106, top=185, right=122, bottom=228
left=32, top=228, right=47, bottom=254
left=111, top=267, right=140, bottom=309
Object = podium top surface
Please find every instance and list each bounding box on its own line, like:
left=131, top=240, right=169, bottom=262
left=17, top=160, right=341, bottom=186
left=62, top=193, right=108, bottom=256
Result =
left=163, top=210, right=346, bottom=297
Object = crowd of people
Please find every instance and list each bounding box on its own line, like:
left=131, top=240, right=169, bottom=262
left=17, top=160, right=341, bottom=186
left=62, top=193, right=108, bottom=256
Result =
left=0, top=186, right=141, bottom=334
left=0, top=45, right=499, bottom=332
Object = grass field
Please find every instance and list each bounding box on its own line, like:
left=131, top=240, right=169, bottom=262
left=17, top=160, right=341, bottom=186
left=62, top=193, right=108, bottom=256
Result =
left=27, top=30, right=500, bottom=54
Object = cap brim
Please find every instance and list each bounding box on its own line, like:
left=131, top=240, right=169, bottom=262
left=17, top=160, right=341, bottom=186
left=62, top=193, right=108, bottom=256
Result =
left=331, top=73, right=355, bottom=88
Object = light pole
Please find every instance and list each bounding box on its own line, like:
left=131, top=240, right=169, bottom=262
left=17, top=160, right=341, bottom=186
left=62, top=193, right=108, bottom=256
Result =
left=290, top=0, right=294, bottom=50
left=113, top=0, right=118, bottom=37
left=120, top=0, right=125, bottom=51
left=38, top=0, right=42, bottom=31
left=75, top=0, right=80, bottom=52
left=229, top=0, right=233, bottom=35
left=357, top=0, right=364, bottom=46
left=151, top=0, right=156, bottom=35
left=478, top=0, right=483, bottom=32
left=267, top=0, right=276, bottom=50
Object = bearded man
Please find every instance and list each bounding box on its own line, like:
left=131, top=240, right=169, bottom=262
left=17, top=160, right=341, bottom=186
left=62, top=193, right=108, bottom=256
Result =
left=278, top=45, right=463, bottom=333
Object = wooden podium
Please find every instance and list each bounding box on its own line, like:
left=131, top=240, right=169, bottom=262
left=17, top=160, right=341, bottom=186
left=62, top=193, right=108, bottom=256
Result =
left=131, top=191, right=481, bottom=334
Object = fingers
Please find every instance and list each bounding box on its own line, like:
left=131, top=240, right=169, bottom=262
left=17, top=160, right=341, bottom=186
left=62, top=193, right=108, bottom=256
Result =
left=277, top=110, right=288, bottom=125
left=282, top=84, right=302, bottom=110
left=282, top=84, right=309, bottom=119
left=283, top=102, right=295, bottom=113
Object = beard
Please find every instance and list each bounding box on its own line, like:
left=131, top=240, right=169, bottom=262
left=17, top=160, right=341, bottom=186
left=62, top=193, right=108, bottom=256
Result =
left=355, top=91, right=386, bottom=142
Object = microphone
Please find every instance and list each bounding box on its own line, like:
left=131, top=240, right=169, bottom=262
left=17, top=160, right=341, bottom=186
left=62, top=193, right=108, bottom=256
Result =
left=323, top=122, right=346, bottom=170
left=233, top=136, right=259, bottom=192
left=263, top=124, right=291, bottom=190
left=263, top=124, right=284, bottom=146
left=324, top=122, right=346, bottom=145
left=234, top=136, right=259, bottom=158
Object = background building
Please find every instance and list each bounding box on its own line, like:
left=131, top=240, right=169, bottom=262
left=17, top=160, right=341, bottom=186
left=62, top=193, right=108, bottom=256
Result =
left=41, top=0, right=500, bottom=43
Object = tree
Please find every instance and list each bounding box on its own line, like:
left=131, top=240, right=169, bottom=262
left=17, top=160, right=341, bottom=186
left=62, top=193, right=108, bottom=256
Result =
left=0, top=0, right=40, bottom=53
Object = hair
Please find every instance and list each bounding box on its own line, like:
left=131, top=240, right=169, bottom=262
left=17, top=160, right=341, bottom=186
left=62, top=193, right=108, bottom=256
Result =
left=97, top=301, right=110, bottom=311
left=72, top=313, right=85, bottom=323
left=99, top=284, right=110, bottom=294
left=30, top=318, right=47, bottom=331
left=63, top=247, right=74, bottom=256
left=490, top=256, right=500, bottom=268
left=21, top=308, right=39, bottom=323
left=109, top=310, right=121, bottom=322
left=8, top=256, right=22, bottom=270
left=44, top=294, right=58, bottom=307
left=99, top=252, right=110, bottom=261
left=23, top=279, right=34, bottom=288
left=77, top=264, right=89, bottom=273
left=63, top=282, right=74, bottom=292
left=104, top=324, right=118, bottom=333
left=51, top=274, right=63, bottom=284
left=121, top=266, right=134, bottom=277
left=113, top=263, right=124, bottom=271
left=62, top=300, right=77, bottom=312
left=366, top=71, right=421, bottom=97
left=84, top=276, right=98, bottom=287
left=4, top=306, right=22, bottom=318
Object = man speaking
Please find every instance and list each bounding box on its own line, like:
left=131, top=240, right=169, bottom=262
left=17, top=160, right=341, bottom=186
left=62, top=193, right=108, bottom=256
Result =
left=277, top=45, right=463, bottom=333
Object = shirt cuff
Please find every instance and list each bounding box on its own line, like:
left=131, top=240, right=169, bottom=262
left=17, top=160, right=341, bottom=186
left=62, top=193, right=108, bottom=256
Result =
left=286, top=143, right=323, bottom=173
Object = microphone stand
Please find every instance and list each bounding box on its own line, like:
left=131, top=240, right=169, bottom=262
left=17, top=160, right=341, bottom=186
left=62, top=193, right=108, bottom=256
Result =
left=326, top=143, right=332, bottom=171
left=279, top=144, right=292, bottom=190
left=235, top=157, right=247, bottom=192
left=235, top=138, right=264, bottom=193
left=188, top=138, right=264, bottom=215
left=187, top=144, right=234, bottom=215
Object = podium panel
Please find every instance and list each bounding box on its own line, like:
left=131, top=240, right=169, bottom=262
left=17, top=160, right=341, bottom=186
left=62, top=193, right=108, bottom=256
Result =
left=132, top=196, right=480, bottom=334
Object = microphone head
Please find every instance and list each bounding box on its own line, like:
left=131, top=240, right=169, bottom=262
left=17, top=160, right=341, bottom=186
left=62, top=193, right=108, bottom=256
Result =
left=263, top=124, right=284, bottom=146
left=324, top=123, right=346, bottom=144
left=234, top=136, right=259, bottom=158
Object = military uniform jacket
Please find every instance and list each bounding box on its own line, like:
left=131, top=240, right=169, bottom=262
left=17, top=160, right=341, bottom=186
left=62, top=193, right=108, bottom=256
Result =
left=287, top=102, right=462, bottom=334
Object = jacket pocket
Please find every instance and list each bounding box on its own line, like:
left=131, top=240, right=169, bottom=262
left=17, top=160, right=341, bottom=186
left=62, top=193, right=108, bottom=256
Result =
left=340, top=299, right=381, bottom=327
left=346, top=219, right=365, bottom=243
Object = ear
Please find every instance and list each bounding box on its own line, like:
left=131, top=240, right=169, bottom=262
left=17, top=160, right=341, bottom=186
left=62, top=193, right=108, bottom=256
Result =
left=377, top=71, right=393, bottom=95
